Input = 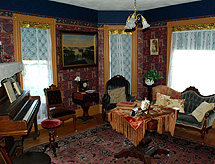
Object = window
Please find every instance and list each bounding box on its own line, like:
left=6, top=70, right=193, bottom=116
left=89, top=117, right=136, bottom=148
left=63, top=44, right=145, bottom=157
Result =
left=103, top=25, right=137, bottom=97
left=13, top=14, right=57, bottom=123
left=109, top=33, right=132, bottom=93
left=167, top=17, right=215, bottom=95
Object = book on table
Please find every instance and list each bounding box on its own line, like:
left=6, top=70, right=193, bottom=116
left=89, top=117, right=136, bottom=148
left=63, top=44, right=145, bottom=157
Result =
left=116, top=101, right=137, bottom=109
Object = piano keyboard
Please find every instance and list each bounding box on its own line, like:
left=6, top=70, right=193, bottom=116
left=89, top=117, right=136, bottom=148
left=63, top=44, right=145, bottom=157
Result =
left=23, top=100, right=39, bottom=122
left=13, top=99, right=39, bottom=123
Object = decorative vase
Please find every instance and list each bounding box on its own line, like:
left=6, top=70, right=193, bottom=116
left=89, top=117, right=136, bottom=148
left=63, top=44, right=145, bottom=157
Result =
left=145, top=79, right=154, bottom=86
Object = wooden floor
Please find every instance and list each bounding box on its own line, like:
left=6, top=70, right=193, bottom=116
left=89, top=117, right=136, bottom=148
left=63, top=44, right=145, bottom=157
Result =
left=24, top=114, right=215, bottom=150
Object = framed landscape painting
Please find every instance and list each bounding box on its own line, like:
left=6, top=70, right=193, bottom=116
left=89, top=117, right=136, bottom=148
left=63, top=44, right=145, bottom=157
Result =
left=61, top=32, right=97, bottom=68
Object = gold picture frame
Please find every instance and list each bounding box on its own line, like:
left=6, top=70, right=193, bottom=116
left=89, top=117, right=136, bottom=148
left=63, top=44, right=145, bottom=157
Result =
left=61, top=32, right=97, bottom=69
left=150, top=38, right=159, bottom=55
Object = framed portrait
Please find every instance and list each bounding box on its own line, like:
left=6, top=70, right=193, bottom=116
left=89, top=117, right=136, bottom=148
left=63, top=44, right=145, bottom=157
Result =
left=150, top=38, right=159, bottom=55
left=61, top=32, right=97, bottom=69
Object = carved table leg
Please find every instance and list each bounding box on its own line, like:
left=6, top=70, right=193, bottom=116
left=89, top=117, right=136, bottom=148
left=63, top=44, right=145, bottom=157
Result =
left=114, top=133, right=169, bottom=163
left=78, top=102, right=95, bottom=124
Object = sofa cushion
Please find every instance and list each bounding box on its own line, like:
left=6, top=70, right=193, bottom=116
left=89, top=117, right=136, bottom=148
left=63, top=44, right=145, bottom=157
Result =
left=155, top=93, right=170, bottom=106
left=108, top=87, right=126, bottom=103
left=165, top=98, right=185, bottom=113
left=176, top=113, right=203, bottom=129
left=191, top=101, right=214, bottom=122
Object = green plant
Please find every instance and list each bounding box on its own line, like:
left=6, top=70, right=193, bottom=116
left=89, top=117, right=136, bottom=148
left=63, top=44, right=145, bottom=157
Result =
left=142, top=69, right=163, bottom=82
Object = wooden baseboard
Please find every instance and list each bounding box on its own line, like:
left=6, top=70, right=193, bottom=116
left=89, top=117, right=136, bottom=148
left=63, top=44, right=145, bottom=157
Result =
left=75, top=104, right=102, bottom=117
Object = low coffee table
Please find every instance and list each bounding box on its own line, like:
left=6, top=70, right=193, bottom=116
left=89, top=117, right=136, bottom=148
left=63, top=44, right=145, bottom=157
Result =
left=108, top=105, right=177, bottom=164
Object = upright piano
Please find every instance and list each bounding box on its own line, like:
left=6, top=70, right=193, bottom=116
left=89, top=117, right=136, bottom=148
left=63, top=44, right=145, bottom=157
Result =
left=0, top=64, right=40, bottom=158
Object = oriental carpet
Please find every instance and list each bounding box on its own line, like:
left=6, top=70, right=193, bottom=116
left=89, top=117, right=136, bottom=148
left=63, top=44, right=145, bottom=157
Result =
left=26, top=123, right=215, bottom=164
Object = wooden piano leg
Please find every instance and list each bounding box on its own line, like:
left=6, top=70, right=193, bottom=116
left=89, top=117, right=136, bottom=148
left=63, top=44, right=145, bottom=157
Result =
left=14, top=136, right=23, bottom=157
left=33, top=118, right=39, bottom=140
left=28, top=117, right=40, bottom=140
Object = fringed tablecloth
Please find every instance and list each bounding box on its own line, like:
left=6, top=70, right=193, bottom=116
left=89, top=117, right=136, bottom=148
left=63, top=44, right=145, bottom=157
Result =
left=108, top=107, right=177, bottom=146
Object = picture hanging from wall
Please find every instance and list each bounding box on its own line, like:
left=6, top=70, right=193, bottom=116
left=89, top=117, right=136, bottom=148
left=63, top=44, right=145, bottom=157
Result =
left=61, top=32, right=97, bottom=69
left=150, top=38, right=159, bottom=55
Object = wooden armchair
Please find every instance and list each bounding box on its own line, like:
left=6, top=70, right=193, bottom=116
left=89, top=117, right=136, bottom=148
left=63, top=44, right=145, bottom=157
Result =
left=44, top=84, right=76, bottom=130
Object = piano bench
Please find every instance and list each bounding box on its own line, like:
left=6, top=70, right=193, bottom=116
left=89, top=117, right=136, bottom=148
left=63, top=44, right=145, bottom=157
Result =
left=13, top=152, right=51, bottom=164
left=41, top=118, right=62, bottom=157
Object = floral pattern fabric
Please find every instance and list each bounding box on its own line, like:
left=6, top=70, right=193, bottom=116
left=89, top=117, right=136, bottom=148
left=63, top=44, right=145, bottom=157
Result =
left=155, top=92, right=171, bottom=106
left=166, top=98, right=185, bottom=113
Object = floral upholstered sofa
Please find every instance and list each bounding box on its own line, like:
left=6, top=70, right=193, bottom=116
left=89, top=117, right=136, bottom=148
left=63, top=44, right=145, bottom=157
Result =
left=152, top=85, right=215, bottom=139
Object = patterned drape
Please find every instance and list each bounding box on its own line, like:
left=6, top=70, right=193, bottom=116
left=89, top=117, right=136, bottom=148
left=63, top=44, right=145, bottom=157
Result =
left=168, top=29, right=215, bottom=95
left=21, top=27, right=53, bottom=124
left=109, top=34, right=132, bottom=93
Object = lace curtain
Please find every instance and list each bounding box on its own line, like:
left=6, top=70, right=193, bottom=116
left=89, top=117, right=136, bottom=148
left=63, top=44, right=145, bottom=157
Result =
left=109, top=34, right=132, bottom=93
left=168, top=29, right=215, bottom=95
left=21, top=27, right=53, bottom=124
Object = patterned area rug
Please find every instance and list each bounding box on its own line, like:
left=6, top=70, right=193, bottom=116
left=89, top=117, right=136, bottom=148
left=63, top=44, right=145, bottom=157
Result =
left=26, top=123, right=215, bottom=164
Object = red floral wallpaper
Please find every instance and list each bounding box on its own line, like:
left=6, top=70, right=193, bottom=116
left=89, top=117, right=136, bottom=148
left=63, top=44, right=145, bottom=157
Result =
left=141, top=26, right=168, bottom=99
left=56, top=24, right=99, bottom=110
left=0, top=12, right=168, bottom=111
left=0, top=18, right=14, bottom=62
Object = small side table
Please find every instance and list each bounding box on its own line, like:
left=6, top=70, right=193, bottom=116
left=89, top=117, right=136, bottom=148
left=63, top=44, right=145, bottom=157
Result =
left=72, top=91, right=99, bottom=123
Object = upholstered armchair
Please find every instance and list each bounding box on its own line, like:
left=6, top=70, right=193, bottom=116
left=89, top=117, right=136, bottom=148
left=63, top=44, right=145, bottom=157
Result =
left=102, top=75, right=131, bottom=121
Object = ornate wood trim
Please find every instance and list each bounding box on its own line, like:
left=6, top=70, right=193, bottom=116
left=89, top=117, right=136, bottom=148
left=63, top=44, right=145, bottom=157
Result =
left=182, top=86, right=215, bottom=97
left=166, top=17, right=215, bottom=84
left=103, top=25, right=137, bottom=97
left=13, top=14, right=58, bottom=86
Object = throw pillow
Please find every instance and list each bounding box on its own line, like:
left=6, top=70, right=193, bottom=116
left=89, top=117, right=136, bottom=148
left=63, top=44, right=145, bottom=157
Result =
left=165, top=98, right=185, bottom=113
left=155, top=93, right=170, bottom=106
left=192, top=101, right=214, bottom=122
left=108, top=87, right=127, bottom=103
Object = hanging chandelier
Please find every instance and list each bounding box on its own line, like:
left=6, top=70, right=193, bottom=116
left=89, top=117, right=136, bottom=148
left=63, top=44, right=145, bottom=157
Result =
left=125, top=0, right=150, bottom=30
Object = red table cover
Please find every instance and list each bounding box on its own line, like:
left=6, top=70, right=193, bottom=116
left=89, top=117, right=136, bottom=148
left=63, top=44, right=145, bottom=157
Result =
left=108, top=107, right=177, bottom=146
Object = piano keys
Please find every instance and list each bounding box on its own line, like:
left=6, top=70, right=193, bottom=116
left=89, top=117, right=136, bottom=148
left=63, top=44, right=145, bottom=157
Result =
left=0, top=78, right=40, bottom=157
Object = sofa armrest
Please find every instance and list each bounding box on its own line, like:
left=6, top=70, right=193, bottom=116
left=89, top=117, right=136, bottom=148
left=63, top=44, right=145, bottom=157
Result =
left=204, top=109, right=215, bottom=128
left=205, top=109, right=215, bottom=116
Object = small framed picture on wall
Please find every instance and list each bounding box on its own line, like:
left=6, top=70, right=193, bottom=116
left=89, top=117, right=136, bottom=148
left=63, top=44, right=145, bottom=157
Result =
left=150, top=38, right=159, bottom=55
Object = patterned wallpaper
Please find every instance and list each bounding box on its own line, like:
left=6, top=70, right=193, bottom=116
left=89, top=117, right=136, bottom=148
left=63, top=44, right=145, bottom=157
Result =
left=0, top=18, right=14, bottom=62
left=0, top=12, right=168, bottom=111
left=141, top=26, right=168, bottom=99
left=56, top=24, right=99, bottom=110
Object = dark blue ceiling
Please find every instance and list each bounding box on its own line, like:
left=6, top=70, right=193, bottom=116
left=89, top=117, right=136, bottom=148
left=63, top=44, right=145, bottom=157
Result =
left=0, top=0, right=98, bottom=23
left=143, top=0, right=215, bottom=23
